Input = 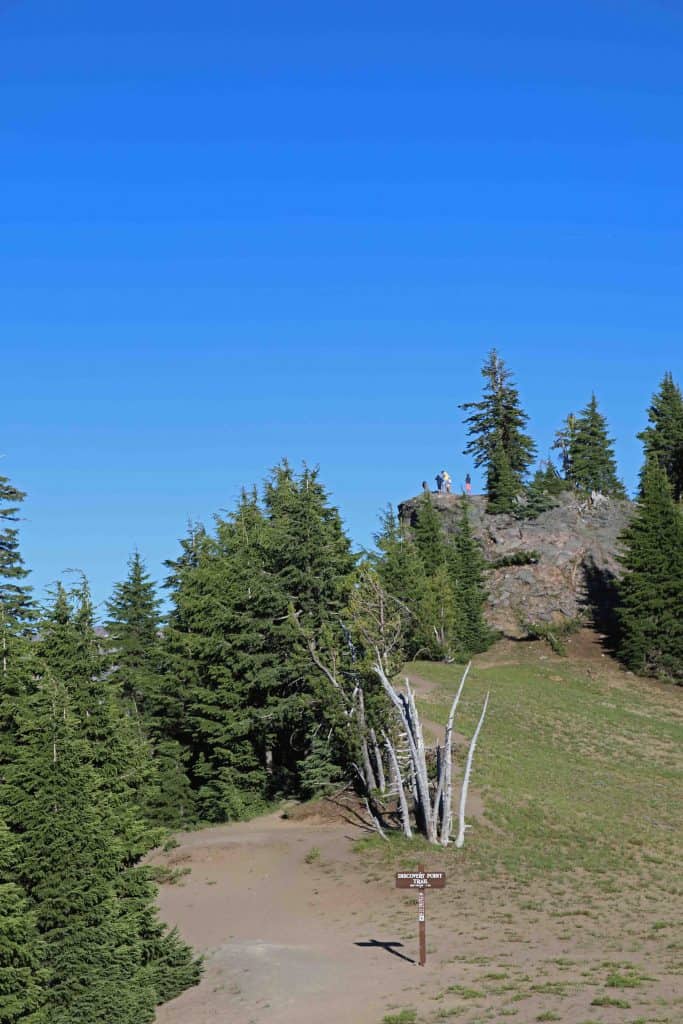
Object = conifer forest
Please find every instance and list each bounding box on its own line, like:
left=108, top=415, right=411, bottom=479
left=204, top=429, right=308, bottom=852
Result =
left=1, top=354, right=682, bottom=1022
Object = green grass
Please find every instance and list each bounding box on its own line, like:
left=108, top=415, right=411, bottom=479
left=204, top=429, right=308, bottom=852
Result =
left=381, top=1010, right=417, bottom=1024
left=400, top=656, right=682, bottom=882
left=591, top=995, right=631, bottom=1007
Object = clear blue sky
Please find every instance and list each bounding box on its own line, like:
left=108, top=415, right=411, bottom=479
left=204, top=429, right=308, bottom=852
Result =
left=2, top=0, right=681, bottom=612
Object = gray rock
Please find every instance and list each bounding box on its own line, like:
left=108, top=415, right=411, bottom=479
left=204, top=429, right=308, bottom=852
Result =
left=398, top=491, right=632, bottom=637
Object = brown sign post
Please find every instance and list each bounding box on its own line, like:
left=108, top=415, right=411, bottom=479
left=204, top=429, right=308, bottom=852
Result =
left=395, top=865, right=446, bottom=966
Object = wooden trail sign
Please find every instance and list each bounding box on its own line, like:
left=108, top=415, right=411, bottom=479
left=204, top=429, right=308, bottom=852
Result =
left=394, top=866, right=446, bottom=966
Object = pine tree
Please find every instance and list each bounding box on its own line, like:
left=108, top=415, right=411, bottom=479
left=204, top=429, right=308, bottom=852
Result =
left=412, top=492, right=448, bottom=573
left=0, top=474, right=34, bottom=679
left=259, top=463, right=357, bottom=794
left=451, top=499, right=494, bottom=653
left=4, top=679, right=157, bottom=1024
left=163, top=494, right=271, bottom=820
left=552, top=413, right=579, bottom=480
left=486, top=437, right=521, bottom=514
left=617, top=461, right=683, bottom=682
left=564, top=394, right=626, bottom=497
left=0, top=822, right=46, bottom=1024
left=460, top=350, right=536, bottom=493
left=106, top=553, right=163, bottom=711
left=105, top=553, right=195, bottom=828
left=373, top=506, right=429, bottom=656
left=637, top=371, right=683, bottom=501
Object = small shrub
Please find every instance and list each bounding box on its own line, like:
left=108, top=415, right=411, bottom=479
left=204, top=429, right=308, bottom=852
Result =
left=520, top=617, right=583, bottom=655
left=382, top=1010, right=417, bottom=1024
left=536, top=1013, right=561, bottom=1022
left=605, top=971, right=642, bottom=988
left=489, top=550, right=541, bottom=569
left=304, top=846, right=321, bottom=864
left=591, top=995, right=631, bottom=1007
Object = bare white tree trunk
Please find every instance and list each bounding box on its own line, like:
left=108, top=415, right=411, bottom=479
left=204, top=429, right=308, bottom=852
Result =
left=432, top=662, right=471, bottom=844
left=455, top=691, right=490, bottom=848
left=383, top=732, right=412, bottom=838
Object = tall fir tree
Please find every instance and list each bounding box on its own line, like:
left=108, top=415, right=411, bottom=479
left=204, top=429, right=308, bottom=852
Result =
left=0, top=822, right=46, bottom=1024
left=617, top=460, right=683, bottom=682
left=0, top=474, right=34, bottom=678
left=412, top=493, right=448, bottom=573
left=460, top=350, right=536, bottom=503
left=637, top=371, right=683, bottom=501
left=485, top=436, right=522, bottom=514
left=450, top=499, right=494, bottom=653
left=373, top=506, right=429, bottom=655
left=105, top=553, right=195, bottom=828
left=106, top=553, right=163, bottom=710
left=552, top=412, right=580, bottom=480
left=562, top=394, right=626, bottom=497
left=259, top=462, right=357, bottom=793
left=163, top=494, right=271, bottom=821
left=4, top=679, right=158, bottom=1024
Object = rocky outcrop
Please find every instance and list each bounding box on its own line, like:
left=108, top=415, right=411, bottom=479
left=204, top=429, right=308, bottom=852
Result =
left=398, top=491, right=632, bottom=637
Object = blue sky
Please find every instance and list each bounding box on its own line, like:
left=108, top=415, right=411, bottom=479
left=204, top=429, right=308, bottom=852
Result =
left=2, top=0, right=681, bottom=611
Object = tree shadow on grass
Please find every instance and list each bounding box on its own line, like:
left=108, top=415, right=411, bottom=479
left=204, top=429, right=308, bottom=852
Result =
left=355, top=939, right=415, bottom=964
left=582, top=558, right=621, bottom=654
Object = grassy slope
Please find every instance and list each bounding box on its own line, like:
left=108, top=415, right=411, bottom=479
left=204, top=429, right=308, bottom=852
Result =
left=357, top=640, right=682, bottom=1024
left=406, top=650, right=681, bottom=884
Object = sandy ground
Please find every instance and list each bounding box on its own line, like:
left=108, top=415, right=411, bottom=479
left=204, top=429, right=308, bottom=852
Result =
left=153, top=644, right=681, bottom=1024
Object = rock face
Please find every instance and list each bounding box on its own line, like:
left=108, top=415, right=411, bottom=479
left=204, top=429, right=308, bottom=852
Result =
left=398, top=491, right=633, bottom=637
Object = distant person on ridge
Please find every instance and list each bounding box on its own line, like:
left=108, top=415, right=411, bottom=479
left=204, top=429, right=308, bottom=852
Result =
left=422, top=480, right=430, bottom=493
left=443, top=470, right=452, bottom=494
left=465, top=473, right=472, bottom=495
left=435, top=471, right=443, bottom=493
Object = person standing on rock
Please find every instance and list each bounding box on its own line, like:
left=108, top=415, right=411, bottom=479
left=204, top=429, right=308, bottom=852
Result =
left=443, top=470, right=452, bottom=494
left=422, top=480, right=430, bottom=494
left=435, top=471, right=443, bottom=493
left=465, top=473, right=472, bottom=495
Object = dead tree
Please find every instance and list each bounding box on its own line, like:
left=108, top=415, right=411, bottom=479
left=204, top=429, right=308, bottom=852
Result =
left=298, top=568, right=490, bottom=847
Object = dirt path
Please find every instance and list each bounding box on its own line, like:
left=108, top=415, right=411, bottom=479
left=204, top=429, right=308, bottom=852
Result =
left=152, top=812, right=425, bottom=1024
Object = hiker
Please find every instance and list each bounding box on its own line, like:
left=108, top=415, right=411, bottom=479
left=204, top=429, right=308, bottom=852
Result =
left=443, top=470, right=452, bottom=494
left=435, top=471, right=443, bottom=493
left=422, top=480, right=430, bottom=494
left=465, top=473, right=472, bottom=495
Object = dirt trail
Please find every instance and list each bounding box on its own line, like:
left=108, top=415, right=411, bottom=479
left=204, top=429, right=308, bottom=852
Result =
left=152, top=812, right=424, bottom=1024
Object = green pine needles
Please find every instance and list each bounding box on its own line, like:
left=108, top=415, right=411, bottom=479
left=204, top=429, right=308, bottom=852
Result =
left=460, top=349, right=536, bottom=513
left=554, top=394, right=626, bottom=497
left=376, top=494, right=494, bottom=662
left=617, top=460, right=683, bottom=683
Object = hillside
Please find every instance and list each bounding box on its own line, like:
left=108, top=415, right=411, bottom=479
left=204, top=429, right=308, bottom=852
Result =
left=399, top=491, right=632, bottom=637
left=153, top=637, right=682, bottom=1024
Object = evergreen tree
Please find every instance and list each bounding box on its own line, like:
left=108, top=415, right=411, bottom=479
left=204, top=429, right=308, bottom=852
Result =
left=0, top=474, right=34, bottom=678
left=637, top=371, right=683, bottom=501
left=486, top=437, right=521, bottom=514
left=617, top=461, right=683, bottom=682
left=163, top=495, right=271, bottom=820
left=450, top=499, right=494, bottom=653
left=4, top=679, right=157, bottom=1024
left=412, top=492, right=448, bottom=572
left=552, top=413, right=579, bottom=480
left=106, top=553, right=195, bottom=828
left=460, top=350, right=536, bottom=495
left=0, top=822, right=46, bottom=1024
left=259, top=463, right=357, bottom=793
left=373, top=506, right=428, bottom=655
left=563, top=394, right=626, bottom=497
left=106, top=553, right=163, bottom=711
